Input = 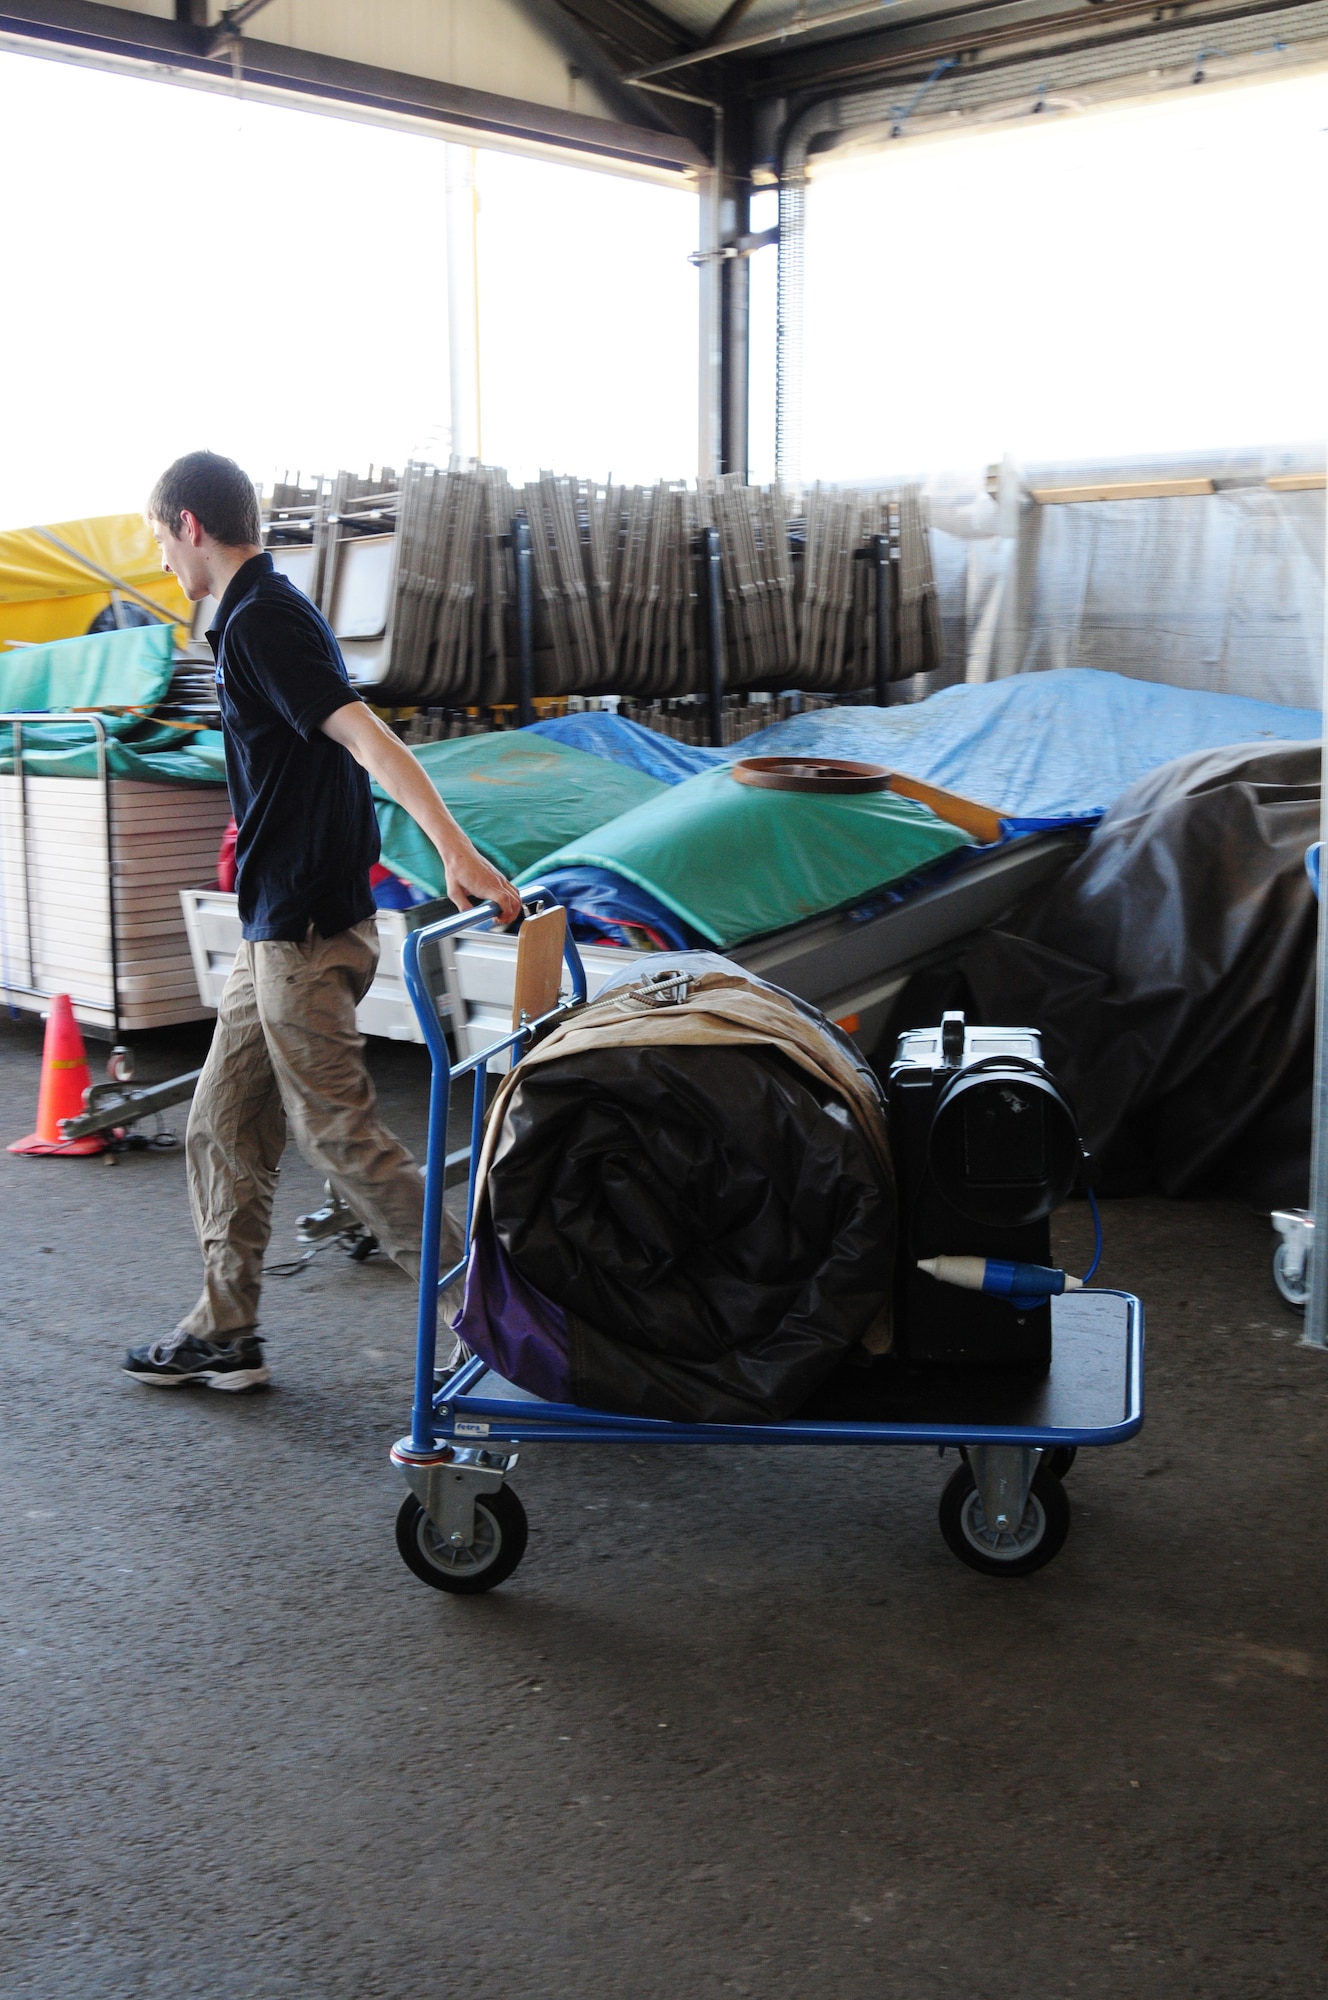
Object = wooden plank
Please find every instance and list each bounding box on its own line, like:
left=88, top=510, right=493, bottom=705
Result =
left=511, top=904, right=566, bottom=1029
left=1030, top=478, right=1215, bottom=504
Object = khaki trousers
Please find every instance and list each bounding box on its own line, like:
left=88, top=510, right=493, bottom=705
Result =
left=179, top=919, right=448, bottom=1342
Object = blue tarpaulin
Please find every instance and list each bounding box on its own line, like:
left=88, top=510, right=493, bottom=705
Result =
left=522, top=670, right=1321, bottom=946
left=526, top=712, right=720, bottom=785
left=730, top=671, right=1322, bottom=833
left=534, top=865, right=699, bottom=950
left=525, top=671, right=1321, bottom=835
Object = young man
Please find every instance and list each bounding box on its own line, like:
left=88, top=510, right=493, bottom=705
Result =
left=124, top=450, right=521, bottom=1390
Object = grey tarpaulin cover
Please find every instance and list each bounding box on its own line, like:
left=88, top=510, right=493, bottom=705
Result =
left=455, top=954, right=895, bottom=1423
left=954, top=741, right=1321, bottom=1205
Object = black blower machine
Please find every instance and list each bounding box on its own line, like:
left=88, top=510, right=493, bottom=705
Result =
left=887, top=1012, right=1096, bottom=1373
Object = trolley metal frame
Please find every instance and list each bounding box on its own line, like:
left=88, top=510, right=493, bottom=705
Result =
left=394, top=894, right=1144, bottom=1583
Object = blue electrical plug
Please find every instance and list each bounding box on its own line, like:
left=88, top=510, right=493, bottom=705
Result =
left=917, top=1254, right=1083, bottom=1308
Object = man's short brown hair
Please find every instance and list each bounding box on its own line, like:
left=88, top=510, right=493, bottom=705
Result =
left=147, top=451, right=262, bottom=548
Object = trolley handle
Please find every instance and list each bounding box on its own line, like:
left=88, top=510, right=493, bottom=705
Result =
left=403, top=885, right=588, bottom=1455
left=401, top=884, right=588, bottom=1072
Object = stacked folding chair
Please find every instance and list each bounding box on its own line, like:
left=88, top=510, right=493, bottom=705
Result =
left=255, top=460, right=945, bottom=718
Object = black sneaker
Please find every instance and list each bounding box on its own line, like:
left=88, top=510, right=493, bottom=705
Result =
left=122, top=1330, right=270, bottom=1391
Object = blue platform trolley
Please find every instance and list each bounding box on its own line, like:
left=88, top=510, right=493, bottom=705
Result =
left=393, top=893, right=1145, bottom=1591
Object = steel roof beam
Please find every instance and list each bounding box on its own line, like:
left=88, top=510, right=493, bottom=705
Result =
left=746, top=0, right=1321, bottom=93
left=0, top=0, right=707, bottom=172
left=557, top=0, right=700, bottom=68
left=699, top=0, right=763, bottom=47
left=207, top=0, right=278, bottom=57
left=631, top=0, right=903, bottom=78
left=510, top=0, right=684, bottom=128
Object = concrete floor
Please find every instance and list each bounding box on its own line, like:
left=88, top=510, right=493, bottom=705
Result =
left=3, top=1011, right=1327, bottom=1999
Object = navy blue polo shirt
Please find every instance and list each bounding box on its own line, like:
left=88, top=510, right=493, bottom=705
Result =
left=207, top=552, right=379, bottom=942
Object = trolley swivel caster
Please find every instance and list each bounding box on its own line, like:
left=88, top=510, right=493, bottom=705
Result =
left=938, top=1445, right=1071, bottom=1577
left=390, top=1439, right=528, bottom=1594
left=1271, top=1209, right=1312, bottom=1312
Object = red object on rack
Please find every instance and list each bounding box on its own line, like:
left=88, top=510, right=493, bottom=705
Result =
left=216, top=817, right=238, bottom=892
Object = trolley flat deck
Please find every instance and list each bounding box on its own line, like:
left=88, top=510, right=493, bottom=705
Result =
left=428, top=1289, right=1142, bottom=1451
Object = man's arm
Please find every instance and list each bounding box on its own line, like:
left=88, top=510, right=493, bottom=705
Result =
left=321, top=701, right=523, bottom=923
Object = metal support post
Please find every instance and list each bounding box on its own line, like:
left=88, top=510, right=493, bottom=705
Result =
left=1305, top=654, right=1328, bottom=1348
left=96, top=719, right=121, bottom=1046
left=445, top=144, right=482, bottom=466
left=14, top=718, right=35, bottom=992
left=702, top=525, right=725, bottom=747
left=872, top=532, right=893, bottom=707
left=721, top=241, right=750, bottom=482
left=697, top=147, right=724, bottom=482
left=719, top=102, right=752, bottom=483
left=513, top=516, right=535, bottom=729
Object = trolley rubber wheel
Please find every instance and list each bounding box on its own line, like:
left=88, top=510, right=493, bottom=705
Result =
left=1273, top=1240, right=1309, bottom=1311
left=938, top=1461, right=1070, bottom=1577
left=396, top=1486, right=528, bottom=1594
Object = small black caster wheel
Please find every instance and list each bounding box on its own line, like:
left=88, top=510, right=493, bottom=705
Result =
left=938, top=1462, right=1069, bottom=1577
left=396, top=1486, right=528, bottom=1594
left=1044, top=1445, right=1077, bottom=1480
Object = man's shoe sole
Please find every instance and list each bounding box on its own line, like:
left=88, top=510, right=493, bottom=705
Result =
left=123, top=1364, right=270, bottom=1392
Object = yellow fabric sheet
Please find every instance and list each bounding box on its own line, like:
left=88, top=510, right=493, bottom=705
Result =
left=0, top=514, right=191, bottom=648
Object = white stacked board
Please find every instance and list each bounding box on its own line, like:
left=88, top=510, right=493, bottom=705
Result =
left=0, top=775, right=233, bottom=1033
left=179, top=888, right=457, bottom=1044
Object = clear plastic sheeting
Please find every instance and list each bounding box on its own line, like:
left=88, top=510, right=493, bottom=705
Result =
left=927, top=450, right=1326, bottom=707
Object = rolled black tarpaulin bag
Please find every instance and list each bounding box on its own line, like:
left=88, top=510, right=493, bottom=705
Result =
left=454, top=954, right=895, bottom=1424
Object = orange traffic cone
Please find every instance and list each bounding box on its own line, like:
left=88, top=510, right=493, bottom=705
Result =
left=8, top=994, right=107, bottom=1156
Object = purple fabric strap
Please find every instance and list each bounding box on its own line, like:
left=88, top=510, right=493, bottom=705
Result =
left=453, top=1218, right=571, bottom=1404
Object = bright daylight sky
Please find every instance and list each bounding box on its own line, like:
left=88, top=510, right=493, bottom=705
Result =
left=796, top=68, right=1328, bottom=481
left=0, top=49, right=700, bottom=531
left=1, top=47, right=1326, bottom=528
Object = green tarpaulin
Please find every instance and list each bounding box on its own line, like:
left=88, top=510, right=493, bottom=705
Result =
left=375, top=731, right=666, bottom=890
left=0, top=623, right=226, bottom=783
left=521, top=767, right=976, bottom=947
left=0, top=623, right=176, bottom=713
left=0, top=717, right=226, bottom=783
